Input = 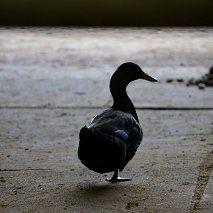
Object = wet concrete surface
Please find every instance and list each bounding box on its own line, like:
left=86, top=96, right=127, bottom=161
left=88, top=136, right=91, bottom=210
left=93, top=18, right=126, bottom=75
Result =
left=0, top=27, right=213, bottom=213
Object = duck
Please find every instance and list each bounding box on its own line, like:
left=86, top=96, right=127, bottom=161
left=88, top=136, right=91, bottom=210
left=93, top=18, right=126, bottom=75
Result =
left=78, top=62, right=157, bottom=183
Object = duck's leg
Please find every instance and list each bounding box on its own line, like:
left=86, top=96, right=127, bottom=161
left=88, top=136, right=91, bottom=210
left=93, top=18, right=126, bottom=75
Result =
left=106, top=170, right=132, bottom=183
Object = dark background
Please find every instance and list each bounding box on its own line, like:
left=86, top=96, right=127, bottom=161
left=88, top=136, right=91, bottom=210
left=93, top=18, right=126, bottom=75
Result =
left=0, top=0, right=213, bottom=26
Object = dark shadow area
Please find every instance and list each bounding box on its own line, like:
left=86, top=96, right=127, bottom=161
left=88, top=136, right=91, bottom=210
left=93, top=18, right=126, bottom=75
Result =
left=64, top=182, right=149, bottom=212
left=64, top=183, right=126, bottom=209
left=71, top=183, right=124, bottom=198
left=0, top=0, right=212, bottom=26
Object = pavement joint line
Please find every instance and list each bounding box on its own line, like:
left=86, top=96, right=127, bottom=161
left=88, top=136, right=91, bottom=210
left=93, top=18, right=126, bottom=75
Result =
left=189, top=150, right=213, bottom=213
left=0, top=169, right=51, bottom=172
left=0, top=106, right=213, bottom=110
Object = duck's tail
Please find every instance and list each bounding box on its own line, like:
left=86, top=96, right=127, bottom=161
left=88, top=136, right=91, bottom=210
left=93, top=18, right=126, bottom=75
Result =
left=78, top=126, right=126, bottom=174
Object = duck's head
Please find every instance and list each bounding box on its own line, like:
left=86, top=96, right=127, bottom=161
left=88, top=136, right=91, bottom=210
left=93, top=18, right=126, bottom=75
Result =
left=110, top=62, right=157, bottom=120
left=112, top=62, right=157, bottom=84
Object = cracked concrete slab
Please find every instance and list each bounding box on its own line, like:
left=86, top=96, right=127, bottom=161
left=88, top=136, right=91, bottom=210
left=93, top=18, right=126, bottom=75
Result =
left=0, top=109, right=212, bottom=212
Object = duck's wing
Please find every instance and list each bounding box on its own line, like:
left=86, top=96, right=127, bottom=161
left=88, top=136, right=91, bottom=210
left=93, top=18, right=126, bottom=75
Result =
left=88, top=109, right=134, bottom=134
left=78, top=125, right=126, bottom=173
left=88, top=109, right=143, bottom=171
left=119, top=122, right=143, bottom=171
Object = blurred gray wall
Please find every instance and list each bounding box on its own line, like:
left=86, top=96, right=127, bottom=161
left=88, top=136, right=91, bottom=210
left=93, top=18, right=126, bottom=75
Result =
left=0, top=0, right=212, bottom=26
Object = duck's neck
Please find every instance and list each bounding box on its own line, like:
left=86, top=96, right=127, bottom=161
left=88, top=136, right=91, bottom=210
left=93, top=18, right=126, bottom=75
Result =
left=110, top=79, right=139, bottom=122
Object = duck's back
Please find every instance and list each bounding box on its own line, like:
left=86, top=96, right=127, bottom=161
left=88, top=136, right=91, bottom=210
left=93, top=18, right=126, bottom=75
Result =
left=78, top=109, right=143, bottom=173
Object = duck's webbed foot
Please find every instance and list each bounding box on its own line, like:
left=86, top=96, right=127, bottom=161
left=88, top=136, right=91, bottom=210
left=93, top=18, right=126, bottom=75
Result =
left=106, top=170, right=132, bottom=183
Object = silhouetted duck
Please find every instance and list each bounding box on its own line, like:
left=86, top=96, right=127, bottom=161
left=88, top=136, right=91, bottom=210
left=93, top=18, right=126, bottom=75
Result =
left=78, top=62, right=157, bottom=183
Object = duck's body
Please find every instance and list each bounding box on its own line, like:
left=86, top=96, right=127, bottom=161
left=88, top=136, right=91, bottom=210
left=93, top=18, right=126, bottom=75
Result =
left=78, top=62, right=157, bottom=183
left=79, top=109, right=142, bottom=174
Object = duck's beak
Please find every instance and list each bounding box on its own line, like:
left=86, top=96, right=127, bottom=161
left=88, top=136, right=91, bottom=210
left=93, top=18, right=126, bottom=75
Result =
left=140, top=72, right=158, bottom=82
